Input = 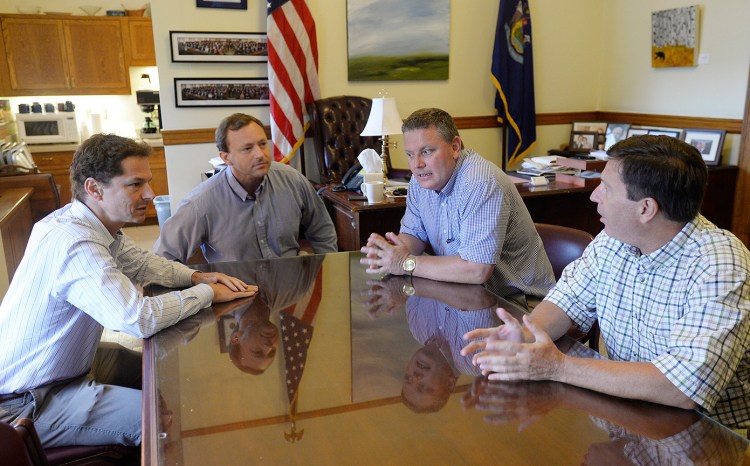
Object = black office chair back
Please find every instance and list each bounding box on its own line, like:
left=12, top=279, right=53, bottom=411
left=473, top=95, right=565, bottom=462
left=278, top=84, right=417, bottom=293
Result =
left=307, top=95, right=382, bottom=184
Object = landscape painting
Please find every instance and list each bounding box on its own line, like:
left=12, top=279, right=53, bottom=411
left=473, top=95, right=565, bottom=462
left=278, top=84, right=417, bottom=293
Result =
left=347, top=0, right=449, bottom=81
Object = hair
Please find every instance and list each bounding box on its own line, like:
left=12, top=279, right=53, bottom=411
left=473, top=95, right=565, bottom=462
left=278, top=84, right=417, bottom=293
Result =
left=401, top=108, right=464, bottom=149
left=606, top=135, right=708, bottom=223
left=70, top=134, right=151, bottom=201
left=215, top=113, right=265, bottom=152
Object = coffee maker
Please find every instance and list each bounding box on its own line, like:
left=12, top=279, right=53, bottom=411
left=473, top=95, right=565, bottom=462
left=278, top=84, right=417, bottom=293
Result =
left=135, top=90, right=161, bottom=139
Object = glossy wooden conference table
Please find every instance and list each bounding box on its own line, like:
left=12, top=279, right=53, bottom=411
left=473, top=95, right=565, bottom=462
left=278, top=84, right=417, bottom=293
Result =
left=143, top=252, right=750, bottom=465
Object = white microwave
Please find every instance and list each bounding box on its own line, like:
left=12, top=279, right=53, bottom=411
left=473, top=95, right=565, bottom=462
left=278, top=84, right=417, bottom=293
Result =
left=16, top=112, right=80, bottom=144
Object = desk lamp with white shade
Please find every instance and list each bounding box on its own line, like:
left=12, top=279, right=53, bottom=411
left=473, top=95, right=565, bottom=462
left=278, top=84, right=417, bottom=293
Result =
left=360, top=95, right=403, bottom=182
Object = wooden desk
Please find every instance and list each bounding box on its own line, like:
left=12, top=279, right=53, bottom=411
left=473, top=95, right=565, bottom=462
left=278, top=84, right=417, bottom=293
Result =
left=322, top=180, right=600, bottom=251
left=142, top=252, right=749, bottom=465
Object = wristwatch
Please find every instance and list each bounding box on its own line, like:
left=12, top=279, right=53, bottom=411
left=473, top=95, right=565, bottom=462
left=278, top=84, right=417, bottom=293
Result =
left=402, top=255, right=416, bottom=274
left=401, top=282, right=416, bottom=296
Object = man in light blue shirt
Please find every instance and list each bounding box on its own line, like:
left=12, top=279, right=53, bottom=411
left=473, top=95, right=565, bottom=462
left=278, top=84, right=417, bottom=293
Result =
left=360, top=108, right=554, bottom=300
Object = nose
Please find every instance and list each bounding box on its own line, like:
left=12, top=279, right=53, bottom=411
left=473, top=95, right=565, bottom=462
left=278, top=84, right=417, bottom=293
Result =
left=590, top=184, right=601, bottom=203
left=409, top=155, right=425, bottom=169
left=143, top=182, right=155, bottom=201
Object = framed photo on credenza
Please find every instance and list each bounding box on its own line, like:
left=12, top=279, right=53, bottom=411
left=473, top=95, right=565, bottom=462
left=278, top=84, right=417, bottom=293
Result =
left=681, top=129, right=726, bottom=166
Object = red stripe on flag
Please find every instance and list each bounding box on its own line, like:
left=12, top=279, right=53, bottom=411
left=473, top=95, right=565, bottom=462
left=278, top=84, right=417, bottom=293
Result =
left=268, top=0, right=320, bottom=162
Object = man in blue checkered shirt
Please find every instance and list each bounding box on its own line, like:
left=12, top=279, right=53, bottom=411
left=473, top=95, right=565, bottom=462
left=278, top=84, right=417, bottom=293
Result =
left=360, top=108, right=555, bottom=302
left=462, top=135, right=750, bottom=429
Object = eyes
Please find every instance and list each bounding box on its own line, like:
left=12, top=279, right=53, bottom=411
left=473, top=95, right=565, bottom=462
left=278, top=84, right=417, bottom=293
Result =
left=240, top=140, right=268, bottom=153
left=406, top=147, right=435, bottom=159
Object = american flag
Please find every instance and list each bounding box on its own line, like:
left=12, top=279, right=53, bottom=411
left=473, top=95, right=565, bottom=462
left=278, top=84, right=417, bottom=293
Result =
left=267, top=0, right=321, bottom=163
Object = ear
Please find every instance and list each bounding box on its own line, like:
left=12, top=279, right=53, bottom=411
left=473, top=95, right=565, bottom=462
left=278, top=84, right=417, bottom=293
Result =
left=451, top=136, right=462, bottom=158
left=84, top=178, right=103, bottom=200
left=638, top=197, right=659, bottom=223
left=219, top=151, right=232, bottom=166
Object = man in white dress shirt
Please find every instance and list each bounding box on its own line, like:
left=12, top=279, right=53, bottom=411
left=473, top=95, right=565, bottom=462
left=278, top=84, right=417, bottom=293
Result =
left=0, top=134, right=257, bottom=448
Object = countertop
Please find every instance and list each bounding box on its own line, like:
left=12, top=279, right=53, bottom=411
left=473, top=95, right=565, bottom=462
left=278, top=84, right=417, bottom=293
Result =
left=27, top=137, right=164, bottom=153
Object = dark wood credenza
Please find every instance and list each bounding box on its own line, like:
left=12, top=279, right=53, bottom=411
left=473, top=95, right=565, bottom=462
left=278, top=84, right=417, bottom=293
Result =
left=322, top=165, right=738, bottom=251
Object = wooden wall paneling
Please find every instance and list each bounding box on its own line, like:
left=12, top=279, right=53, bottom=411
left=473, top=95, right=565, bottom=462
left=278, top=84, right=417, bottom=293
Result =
left=731, top=66, right=750, bottom=245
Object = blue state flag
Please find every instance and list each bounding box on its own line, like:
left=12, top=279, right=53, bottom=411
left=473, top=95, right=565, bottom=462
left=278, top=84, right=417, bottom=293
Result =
left=492, top=0, right=536, bottom=166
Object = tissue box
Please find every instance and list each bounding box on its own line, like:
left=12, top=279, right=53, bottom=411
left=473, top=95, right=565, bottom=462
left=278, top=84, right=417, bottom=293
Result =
left=362, top=172, right=382, bottom=184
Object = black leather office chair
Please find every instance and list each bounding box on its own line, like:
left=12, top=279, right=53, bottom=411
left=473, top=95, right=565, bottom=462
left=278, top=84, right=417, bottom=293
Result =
left=307, top=95, right=381, bottom=185
left=535, top=223, right=600, bottom=352
left=307, top=95, right=409, bottom=185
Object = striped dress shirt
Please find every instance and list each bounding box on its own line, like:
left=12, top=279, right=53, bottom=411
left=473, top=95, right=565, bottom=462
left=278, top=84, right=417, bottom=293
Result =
left=0, top=201, right=212, bottom=394
left=400, top=149, right=555, bottom=298
left=546, top=215, right=750, bottom=428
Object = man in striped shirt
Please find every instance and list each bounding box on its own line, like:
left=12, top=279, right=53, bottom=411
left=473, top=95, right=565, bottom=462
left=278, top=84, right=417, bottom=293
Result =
left=360, top=108, right=555, bottom=303
left=0, top=134, right=257, bottom=448
left=462, top=135, right=750, bottom=429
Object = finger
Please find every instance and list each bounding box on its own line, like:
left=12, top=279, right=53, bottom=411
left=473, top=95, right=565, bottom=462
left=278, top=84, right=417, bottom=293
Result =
left=496, top=307, right=521, bottom=326
left=460, top=340, right=487, bottom=356
left=463, top=327, right=497, bottom=341
left=385, top=232, right=402, bottom=246
left=523, top=314, right=552, bottom=344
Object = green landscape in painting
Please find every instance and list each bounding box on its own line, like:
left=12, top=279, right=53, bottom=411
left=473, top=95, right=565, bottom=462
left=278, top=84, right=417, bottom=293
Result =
left=348, top=54, right=449, bottom=81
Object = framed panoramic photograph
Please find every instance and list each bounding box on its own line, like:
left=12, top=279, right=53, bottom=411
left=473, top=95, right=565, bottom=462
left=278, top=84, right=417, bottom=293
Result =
left=170, top=31, right=267, bottom=63
left=569, top=131, right=598, bottom=152
left=197, top=0, right=247, bottom=10
left=174, top=78, right=270, bottom=107
left=604, top=123, right=631, bottom=150
left=681, top=128, right=726, bottom=165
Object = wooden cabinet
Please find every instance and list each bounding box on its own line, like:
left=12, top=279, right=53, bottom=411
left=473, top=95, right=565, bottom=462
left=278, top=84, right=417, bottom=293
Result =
left=146, top=147, right=168, bottom=219
left=0, top=14, right=140, bottom=96
left=33, top=146, right=168, bottom=221
left=34, top=151, right=74, bottom=206
left=1, top=18, right=69, bottom=92
left=125, top=18, right=156, bottom=66
left=64, top=19, right=129, bottom=92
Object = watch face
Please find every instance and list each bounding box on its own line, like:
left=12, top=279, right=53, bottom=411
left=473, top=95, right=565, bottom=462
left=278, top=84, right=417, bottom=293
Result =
left=403, top=256, right=416, bottom=272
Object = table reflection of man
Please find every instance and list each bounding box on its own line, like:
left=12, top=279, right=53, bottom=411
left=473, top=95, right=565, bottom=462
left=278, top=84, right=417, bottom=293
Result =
left=462, top=375, right=748, bottom=465
left=226, top=297, right=279, bottom=374
left=364, top=276, right=524, bottom=413
left=157, top=255, right=324, bottom=377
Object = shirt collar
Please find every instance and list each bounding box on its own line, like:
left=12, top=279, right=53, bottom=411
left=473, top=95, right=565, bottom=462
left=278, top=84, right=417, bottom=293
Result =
left=225, top=167, right=267, bottom=201
left=71, top=200, right=118, bottom=245
left=631, top=216, right=701, bottom=268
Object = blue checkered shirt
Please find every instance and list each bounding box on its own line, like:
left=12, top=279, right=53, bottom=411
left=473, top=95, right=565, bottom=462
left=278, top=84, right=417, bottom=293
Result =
left=546, top=215, right=750, bottom=428
left=400, top=150, right=554, bottom=298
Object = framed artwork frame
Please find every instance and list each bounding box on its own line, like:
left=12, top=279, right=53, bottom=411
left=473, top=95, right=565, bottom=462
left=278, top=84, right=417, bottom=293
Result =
left=174, top=78, right=270, bottom=107
left=217, top=315, right=237, bottom=353
left=170, top=31, right=267, bottom=63
left=347, top=0, right=450, bottom=81
left=569, top=131, right=598, bottom=152
left=197, top=0, right=247, bottom=10
left=647, top=129, right=682, bottom=138
left=626, top=128, right=649, bottom=138
left=572, top=122, right=607, bottom=134
left=681, top=128, right=726, bottom=165
left=604, top=123, right=631, bottom=150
